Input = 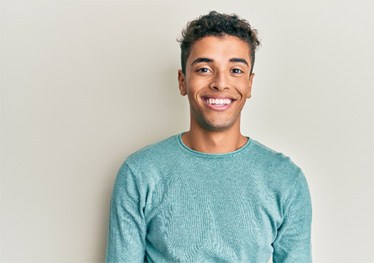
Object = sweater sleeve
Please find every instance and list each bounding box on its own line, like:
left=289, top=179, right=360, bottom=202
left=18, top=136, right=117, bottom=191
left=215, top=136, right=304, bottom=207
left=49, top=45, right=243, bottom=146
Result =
left=106, top=163, right=146, bottom=263
left=272, top=169, right=312, bottom=263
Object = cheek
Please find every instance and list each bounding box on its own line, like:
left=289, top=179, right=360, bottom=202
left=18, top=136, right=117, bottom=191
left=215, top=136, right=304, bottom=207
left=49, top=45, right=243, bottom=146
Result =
left=186, top=78, right=205, bottom=96
left=187, top=90, right=202, bottom=106
left=237, top=81, right=251, bottom=97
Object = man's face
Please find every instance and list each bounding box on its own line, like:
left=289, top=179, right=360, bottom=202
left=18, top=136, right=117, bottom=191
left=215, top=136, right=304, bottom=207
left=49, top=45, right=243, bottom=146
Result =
left=178, top=35, right=254, bottom=132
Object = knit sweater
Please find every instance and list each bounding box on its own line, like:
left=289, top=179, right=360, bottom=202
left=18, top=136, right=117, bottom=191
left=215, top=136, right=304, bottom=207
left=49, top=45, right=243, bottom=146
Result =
left=106, top=134, right=312, bottom=263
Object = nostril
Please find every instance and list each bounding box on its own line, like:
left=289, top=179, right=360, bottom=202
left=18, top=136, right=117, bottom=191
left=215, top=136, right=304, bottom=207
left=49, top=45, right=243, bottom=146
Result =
left=209, top=82, right=229, bottom=90
left=209, top=72, right=230, bottom=90
left=209, top=82, right=216, bottom=88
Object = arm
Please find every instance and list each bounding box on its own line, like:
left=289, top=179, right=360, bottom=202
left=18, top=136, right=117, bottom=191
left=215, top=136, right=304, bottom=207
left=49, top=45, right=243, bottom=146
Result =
left=106, top=163, right=146, bottom=263
left=272, top=170, right=312, bottom=263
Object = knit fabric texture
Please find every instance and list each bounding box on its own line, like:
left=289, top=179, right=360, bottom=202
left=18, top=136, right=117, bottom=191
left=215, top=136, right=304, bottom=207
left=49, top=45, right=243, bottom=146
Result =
left=106, top=134, right=312, bottom=262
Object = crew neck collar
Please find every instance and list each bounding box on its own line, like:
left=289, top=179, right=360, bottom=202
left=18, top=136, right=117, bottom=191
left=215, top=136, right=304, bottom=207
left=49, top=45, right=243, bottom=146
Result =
left=177, top=132, right=252, bottom=158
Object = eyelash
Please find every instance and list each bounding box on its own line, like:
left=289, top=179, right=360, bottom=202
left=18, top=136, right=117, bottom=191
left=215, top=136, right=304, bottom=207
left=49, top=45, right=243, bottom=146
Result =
left=232, top=68, right=243, bottom=74
left=196, top=68, right=210, bottom=73
left=196, top=68, right=243, bottom=74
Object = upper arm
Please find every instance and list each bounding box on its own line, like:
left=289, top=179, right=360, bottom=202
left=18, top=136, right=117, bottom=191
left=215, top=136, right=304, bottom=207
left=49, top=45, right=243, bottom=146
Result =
left=106, top=163, right=147, bottom=263
left=272, top=170, right=312, bottom=263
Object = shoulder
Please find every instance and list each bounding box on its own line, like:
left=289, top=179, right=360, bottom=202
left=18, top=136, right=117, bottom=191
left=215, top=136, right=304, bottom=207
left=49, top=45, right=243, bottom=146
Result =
left=121, top=134, right=180, bottom=173
left=249, top=138, right=306, bottom=185
left=114, top=135, right=181, bottom=190
left=249, top=139, right=311, bottom=209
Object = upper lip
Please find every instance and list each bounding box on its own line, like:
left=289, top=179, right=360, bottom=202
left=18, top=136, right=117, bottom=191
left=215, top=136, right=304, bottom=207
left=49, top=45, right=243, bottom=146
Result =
left=201, top=95, right=236, bottom=100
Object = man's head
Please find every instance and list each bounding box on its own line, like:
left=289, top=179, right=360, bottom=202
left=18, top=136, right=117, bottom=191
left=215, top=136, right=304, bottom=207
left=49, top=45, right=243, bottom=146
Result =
left=177, top=11, right=261, bottom=133
left=178, top=11, right=260, bottom=75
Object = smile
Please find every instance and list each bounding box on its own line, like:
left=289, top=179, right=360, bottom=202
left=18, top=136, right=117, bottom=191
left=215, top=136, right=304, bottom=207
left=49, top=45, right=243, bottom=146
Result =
left=206, top=98, right=232, bottom=105
left=202, top=96, right=235, bottom=110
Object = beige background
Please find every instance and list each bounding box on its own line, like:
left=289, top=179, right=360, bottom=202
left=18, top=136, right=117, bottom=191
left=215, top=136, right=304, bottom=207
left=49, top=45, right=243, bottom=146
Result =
left=1, top=0, right=374, bottom=262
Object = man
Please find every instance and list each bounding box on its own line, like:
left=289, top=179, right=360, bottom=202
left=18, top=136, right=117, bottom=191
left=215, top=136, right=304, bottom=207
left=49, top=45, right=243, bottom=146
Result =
left=106, top=11, right=312, bottom=263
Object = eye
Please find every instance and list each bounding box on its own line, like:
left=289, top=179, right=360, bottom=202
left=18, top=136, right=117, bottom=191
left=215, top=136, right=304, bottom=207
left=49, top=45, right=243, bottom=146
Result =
left=232, top=68, right=244, bottom=74
left=196, top=67, right=211, bottom=73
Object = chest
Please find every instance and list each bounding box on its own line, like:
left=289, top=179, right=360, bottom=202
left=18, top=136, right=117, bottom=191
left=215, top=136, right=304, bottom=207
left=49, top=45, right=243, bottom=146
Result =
left=145, top=168, right=281, bottom=261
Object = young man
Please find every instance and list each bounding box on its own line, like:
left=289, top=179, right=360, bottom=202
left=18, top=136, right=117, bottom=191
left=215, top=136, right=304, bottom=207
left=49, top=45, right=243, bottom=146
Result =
left=106, top=11, right=312, bottom=263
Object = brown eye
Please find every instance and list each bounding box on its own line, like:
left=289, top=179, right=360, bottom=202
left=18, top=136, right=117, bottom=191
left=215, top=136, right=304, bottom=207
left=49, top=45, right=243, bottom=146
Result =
left=232, top=68, right=243, bottom=74
left=197, top=68, right=210, bottom=73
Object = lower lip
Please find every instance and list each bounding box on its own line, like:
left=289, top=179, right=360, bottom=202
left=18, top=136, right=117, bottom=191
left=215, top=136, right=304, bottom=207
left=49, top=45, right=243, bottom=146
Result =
left=203, top=100, right=234, bottom=111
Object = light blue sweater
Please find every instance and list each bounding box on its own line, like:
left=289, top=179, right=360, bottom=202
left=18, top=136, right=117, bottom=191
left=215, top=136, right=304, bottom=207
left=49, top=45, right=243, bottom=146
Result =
left=106, top=134, right=312, bottom=262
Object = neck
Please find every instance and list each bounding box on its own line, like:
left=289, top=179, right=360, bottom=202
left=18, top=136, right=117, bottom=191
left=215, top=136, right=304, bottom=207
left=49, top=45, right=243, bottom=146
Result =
left=181, top=123, right=248, bottom=154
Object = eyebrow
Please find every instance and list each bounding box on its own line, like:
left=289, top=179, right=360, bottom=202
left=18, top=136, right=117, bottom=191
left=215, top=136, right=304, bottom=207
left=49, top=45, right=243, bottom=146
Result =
left=190, top=57, right=249, bottom=67
left=229, top=58, right=249, bottom=67
left=191, top=57, right=214, bottom=66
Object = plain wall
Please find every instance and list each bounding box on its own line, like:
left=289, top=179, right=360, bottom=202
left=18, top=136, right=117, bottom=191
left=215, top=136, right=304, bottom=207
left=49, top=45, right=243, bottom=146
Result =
left=1, top=1, right=374, bottom=262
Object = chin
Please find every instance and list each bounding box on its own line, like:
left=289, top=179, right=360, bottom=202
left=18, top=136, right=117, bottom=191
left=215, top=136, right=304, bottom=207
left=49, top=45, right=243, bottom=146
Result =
left=201, top=119, right=237, bottom=132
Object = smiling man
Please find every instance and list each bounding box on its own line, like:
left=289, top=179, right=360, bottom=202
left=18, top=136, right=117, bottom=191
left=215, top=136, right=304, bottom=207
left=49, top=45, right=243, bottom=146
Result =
left=178, top=35, right=254, bottom=153
left=106, top=11, right=312, bottom=263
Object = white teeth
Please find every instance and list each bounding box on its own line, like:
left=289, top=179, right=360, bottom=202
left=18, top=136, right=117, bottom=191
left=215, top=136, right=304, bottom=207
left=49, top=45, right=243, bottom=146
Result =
left=206, top=98, right=232, bottom=105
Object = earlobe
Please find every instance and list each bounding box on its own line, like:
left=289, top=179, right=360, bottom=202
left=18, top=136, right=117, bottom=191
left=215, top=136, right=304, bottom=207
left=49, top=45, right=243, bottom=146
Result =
left=178, top=70, right=187, bottom=96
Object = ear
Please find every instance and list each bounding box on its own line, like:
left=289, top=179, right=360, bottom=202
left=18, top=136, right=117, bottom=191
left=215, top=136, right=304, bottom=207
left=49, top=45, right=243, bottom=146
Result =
left=247, top=73, right=255, bottom=99
left=178, top=70, right=187, bottom=96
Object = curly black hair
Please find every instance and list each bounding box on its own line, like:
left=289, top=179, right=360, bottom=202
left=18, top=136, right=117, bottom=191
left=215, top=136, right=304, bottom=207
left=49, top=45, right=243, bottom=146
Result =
left=178, top=11, right=260, bottom=74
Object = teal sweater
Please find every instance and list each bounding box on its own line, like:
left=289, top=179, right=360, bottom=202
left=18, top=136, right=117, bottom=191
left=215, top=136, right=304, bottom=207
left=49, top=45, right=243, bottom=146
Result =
left=106, top=134, right=312, bottom=262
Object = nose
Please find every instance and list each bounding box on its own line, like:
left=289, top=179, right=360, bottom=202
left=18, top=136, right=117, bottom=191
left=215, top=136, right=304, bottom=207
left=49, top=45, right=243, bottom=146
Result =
left=209, top=71, right=229, bottom=91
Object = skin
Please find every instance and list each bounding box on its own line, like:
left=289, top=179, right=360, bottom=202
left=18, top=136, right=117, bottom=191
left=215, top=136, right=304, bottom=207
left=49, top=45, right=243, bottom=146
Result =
left=178, top=35, right=255, bottom=153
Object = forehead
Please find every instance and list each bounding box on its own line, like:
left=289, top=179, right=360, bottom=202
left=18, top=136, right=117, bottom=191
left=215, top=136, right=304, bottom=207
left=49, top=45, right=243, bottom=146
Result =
left=188, top=35, right=251, bottom=63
